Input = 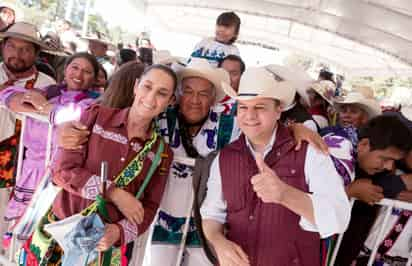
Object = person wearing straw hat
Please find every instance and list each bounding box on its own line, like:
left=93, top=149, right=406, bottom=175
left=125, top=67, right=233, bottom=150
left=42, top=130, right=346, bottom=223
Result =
left=265, top=64, right=318, bottom=131
left=150, top=58, right=239, bottom=266
left=334, top=88, right=381, bottom=129
left=83, top=31, right=115, bottom=77
left=0, top=21, right=56, bottom=160
left=0, top=22, right=56, bottom=253
left=200, top=67, right=351, bottom=266
left=307, top=80, right=336, bottom=129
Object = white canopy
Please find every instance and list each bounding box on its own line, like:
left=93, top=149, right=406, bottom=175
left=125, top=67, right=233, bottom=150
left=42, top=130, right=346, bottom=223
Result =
left=140, top=0, right=412, bottom=77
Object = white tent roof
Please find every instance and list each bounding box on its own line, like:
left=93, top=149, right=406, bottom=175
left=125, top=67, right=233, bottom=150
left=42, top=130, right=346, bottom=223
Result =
left=142, top=0, right=412, bottom=77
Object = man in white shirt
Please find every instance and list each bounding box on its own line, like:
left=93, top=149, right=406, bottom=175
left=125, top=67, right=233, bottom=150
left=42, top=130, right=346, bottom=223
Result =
left=0, top=22, right=55, bottom=254
left=200, top=67, right=351, bottom=266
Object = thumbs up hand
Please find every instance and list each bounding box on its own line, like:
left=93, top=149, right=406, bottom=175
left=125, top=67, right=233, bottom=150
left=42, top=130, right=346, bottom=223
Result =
left=251, top=153, right=287, bottom=204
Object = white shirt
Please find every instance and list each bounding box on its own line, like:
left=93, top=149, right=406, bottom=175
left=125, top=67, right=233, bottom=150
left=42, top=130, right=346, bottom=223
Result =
left=0, top=63, right=55, bottom=141
left=190, top=37, right=240, bottom=67
left=200, top=128, right=351, bottom=238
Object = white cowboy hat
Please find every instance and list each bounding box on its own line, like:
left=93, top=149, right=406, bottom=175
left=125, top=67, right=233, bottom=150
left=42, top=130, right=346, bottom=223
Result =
left=308, top=80, right=336, bottom=105
left=222, top=67, right=296, bottom=107
left=333, top=92, right=382, bottom=118
left=265, top=64, right=313, bottom=106
left=0, top=22, right=48, bottom=50
left=177, top=58, right=230, bottom=104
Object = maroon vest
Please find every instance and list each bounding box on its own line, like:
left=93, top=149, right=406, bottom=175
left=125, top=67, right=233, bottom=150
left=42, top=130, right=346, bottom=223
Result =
left=220, top=125, right=320, bottom=266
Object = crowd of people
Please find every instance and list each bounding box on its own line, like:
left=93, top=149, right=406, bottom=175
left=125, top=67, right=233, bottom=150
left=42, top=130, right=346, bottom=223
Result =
left=1, top=2, right=412, bottom=266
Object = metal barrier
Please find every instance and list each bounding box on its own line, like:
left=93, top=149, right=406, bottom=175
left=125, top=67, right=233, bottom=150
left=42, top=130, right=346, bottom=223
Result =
left=330, top=198, right=412, bottom=266
left=0, top=106, right=52, bottom=265
left=0, top=105, right=197, bottom=266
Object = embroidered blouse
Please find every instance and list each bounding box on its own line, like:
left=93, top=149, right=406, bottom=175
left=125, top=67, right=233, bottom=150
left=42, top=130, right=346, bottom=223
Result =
left=52, top=104, right=173, bottom=244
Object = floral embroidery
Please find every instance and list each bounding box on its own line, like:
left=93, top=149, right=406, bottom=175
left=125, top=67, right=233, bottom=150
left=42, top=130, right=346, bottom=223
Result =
left=92, top=124, right=128, bottom=145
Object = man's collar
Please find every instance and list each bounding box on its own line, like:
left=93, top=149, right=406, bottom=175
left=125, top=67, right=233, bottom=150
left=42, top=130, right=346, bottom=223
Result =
left=245, top=125, right=278, bottom=158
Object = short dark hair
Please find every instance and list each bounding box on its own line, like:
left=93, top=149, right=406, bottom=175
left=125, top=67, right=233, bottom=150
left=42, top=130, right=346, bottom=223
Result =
left=216, top=11, right=241, bottom=43
left=117, top=48, right=137, bottom=66
left=358, top=115, right=412, bottom=152
left=218, top=54, right=245, bottom=74
left=64, top=52, right=100, bottom=78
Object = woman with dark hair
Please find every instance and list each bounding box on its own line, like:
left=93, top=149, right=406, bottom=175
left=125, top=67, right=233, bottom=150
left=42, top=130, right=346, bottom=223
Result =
left=20, top=64, right=177, bottom=265
left=99, top=61, right=145, bottom=108
left=0, top=52, right=100, bottom=225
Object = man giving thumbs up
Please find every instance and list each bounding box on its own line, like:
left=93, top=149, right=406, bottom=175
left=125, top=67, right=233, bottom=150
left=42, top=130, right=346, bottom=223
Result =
left=200, top=67, right=351, bottom=266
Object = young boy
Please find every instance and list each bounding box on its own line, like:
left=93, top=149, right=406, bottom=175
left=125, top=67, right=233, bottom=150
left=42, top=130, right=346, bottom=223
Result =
left=190, top=11, right=241, bottom=67
left=200, top=67, right=351, bottom=266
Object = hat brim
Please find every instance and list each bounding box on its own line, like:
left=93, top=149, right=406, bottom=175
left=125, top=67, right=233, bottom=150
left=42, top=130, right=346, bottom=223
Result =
left=334, top=98, right=382, bottom=118
left=310, top=84, right=334, bottom=106
left=178, top=68, right=228, bottom=104
left=83, top=37, right=114, bottom=47
left=222, top=80, right=296, bottom=107
left=0, top=32, right=49, bottom=50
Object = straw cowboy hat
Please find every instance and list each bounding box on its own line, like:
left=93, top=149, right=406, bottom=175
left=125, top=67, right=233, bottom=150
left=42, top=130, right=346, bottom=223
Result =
left=82, top=31, right=113, bottom=47
left=333, top=91, right=382, bottom=118
left=309, top=80, right=336, bottom=105
left=222, top=67, right=296, bottom=107
left=41, top=31, right=72, bottom=56
left=177, top=58, right=230, bottom=104
left=0, top=22, right=48, bottom=50
left=265, top=64, right=313, bottom=106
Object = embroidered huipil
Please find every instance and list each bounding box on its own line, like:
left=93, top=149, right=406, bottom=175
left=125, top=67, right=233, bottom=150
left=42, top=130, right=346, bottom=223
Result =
left=152, top=107, right=239, bottom=246
left=0, top=86, right=96, bottom=221
left=190, top=37, right=240, bottom=67
left=52, top=105, right=173, bottom=244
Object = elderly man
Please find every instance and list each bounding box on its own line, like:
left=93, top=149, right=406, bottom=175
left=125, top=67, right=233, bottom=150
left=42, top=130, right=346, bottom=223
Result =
left=55, top=58, right=237, bottom=265
left=56, top=59, right=325, bottom=265
left=334, top=86, right=381, bottom=129
left=150, top=58, right=239, bottom=265
left=0, top=21, right=55, bottom=253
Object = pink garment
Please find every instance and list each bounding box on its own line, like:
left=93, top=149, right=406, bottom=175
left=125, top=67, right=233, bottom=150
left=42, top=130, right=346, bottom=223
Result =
left=0, top=86, right=95, bottom=221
